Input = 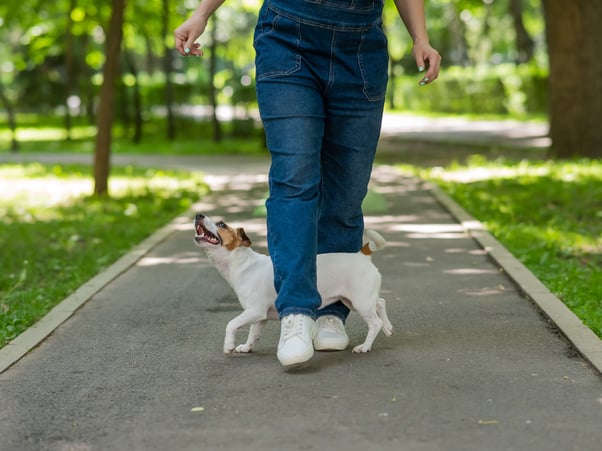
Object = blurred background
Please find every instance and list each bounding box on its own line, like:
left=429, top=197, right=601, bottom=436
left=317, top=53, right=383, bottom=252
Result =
left=0, top=0, right=552, bottom=155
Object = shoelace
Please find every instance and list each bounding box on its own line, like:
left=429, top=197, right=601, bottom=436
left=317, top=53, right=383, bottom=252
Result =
left=282, top=316, right=307, bottom=340
left=321, top=317, right=342, bottom=333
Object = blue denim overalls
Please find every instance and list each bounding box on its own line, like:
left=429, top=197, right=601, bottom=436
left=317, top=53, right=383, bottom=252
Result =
left=254, top=0, right=389, bottom=320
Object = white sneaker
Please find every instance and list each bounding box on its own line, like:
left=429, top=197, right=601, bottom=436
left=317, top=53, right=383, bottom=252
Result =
left=277, top=314, right=315, bottom=367
left=313, top=315, right=349, bottom=351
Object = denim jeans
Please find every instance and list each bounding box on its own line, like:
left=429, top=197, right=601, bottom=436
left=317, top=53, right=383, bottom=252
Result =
left=254, top=0, right=388, bottom=321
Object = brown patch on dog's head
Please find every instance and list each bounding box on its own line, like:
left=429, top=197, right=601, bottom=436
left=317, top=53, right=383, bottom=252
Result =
left=217, top=226, right=252, bottom=250
left=360, top=243, right=372, bottom=256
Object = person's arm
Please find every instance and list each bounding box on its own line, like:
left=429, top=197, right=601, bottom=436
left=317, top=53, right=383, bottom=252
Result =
left=393, top=0, right=441, bottom=85
left=174, top=0, right=227, bottom=57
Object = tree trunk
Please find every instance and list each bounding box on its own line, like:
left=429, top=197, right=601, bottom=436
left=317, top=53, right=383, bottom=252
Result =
left=64, top=0, right=77, bottom=141
left=80, top=33, right=96, bottom=125
left=93, top=0, right=125, bottom=196
left=124, top=50, right=143, bottom=144
left=162, top=0, right=176, bottom=141
left=509, top=0, right=535, bottom=64
left=445, top=2, right=470, bottom=66
left=209, top=17, right=222, bottom=143
left=543, top=0, right=602, bottom=158
left=0, top=82, right=18, bottom=152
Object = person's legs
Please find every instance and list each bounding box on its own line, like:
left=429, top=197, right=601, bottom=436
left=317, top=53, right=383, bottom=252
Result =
left=254, top=5, right=388, bottom=362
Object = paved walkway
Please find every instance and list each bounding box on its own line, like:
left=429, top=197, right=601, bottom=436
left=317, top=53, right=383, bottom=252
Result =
left=1, top=118, right=601, bottom=450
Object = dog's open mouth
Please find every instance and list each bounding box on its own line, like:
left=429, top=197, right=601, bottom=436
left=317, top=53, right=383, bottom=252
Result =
left=195, top=222, right=221, bottom=245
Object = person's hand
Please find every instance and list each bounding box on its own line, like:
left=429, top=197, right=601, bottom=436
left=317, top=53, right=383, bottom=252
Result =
left=412, top=39, right=441, bottom=86
left=174, top=13, right=207, bottom=57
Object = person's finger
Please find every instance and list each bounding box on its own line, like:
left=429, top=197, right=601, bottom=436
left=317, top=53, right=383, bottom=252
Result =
left=416, top=58, right=426, bottom=74
left=419, top=50, right=441, bottom=86
left=188, top=42, right=203, bottom=57
left=174, top=30, right=189, bottom=56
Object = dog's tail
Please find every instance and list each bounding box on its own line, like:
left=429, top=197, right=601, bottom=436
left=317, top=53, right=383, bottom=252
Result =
left=361, top=229, right=386, bottom=255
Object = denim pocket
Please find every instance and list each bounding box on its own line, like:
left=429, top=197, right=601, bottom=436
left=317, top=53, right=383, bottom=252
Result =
left=358, top=24, right=389, bottom=101
left=254, top=8, right=302, bottom=81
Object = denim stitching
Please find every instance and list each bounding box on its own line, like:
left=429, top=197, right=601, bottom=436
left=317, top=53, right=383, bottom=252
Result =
left=358, top=29, right=387, bottom=102
left=255, top=11, right=302, bottom=81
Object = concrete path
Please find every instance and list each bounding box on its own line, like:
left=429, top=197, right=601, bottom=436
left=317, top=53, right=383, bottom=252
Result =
left=1, top=117, right=601, bottom=450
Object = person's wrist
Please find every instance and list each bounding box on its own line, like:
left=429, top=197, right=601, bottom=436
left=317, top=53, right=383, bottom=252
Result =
left=192, top=8, right=210, bottom=24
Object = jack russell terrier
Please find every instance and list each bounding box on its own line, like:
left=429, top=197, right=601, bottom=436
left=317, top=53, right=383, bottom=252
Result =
left=193, top=213, right=393, bottom=354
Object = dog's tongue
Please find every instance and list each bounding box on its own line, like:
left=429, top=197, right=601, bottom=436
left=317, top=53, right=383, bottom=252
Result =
left=195, top=223, right=220, bottom=245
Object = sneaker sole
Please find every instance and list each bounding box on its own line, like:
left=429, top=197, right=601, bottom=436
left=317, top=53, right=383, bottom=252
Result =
left=313, top=339, right=349, bottom=351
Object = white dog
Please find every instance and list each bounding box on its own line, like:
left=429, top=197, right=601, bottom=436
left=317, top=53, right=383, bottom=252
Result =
left=193, top=213, right=393, bottom=354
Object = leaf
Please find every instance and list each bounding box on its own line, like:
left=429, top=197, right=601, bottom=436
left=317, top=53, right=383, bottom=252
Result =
left=478, top=419, right=498, bottom=425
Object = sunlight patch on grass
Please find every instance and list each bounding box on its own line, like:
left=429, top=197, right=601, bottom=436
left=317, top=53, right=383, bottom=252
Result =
left=1, top=163, right=206, bottom=214
left=0, top=126, right=97, bottom=142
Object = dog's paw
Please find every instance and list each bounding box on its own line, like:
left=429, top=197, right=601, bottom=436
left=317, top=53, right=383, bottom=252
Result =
left=233, top=344, right=253, bottom=353
left=352, top=344, right=372, bottom=353
left=383, top=323, right=394, bottom=336
left=223, top=347, right=235, bottom=354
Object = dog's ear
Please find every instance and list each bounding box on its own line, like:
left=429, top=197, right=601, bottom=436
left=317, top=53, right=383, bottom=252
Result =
left=237, top=228, right=252, bottom=247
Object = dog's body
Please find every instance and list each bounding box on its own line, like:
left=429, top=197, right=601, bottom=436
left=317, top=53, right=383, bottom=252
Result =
left=194, top=213, right=393, bottom=354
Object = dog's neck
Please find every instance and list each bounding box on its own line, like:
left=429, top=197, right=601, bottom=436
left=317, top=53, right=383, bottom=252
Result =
left=205, top=246, right=261, bottom=286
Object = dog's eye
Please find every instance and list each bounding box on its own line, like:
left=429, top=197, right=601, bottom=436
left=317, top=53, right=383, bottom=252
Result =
left=216, top=221, right=226, bottom=228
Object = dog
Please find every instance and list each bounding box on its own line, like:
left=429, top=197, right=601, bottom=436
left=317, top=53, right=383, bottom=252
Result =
left=193, top=213, right=393, bottom=354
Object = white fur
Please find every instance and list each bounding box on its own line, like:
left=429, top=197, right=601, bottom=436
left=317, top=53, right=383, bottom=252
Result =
left=195, top=215, right=393, bottom=354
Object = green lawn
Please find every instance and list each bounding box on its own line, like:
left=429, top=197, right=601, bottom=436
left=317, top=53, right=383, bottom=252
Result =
left=412, top=156, right=602, bottom=337
left=0, top=163, right=209, bottom=349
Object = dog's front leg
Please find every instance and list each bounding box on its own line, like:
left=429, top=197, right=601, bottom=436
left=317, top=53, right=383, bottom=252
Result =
left=234, top=319, right=267, bottom=353
left=224, top=310, right=267, bottom=354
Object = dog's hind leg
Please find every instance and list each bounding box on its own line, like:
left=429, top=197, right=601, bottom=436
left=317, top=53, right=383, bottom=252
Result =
left=376, top=297, right=393, bottom=336
left=352, top=307, right=383, bottom=353
left=224, top=310, right=267, bottom=354
left=234, top=319, right=268, bottom=353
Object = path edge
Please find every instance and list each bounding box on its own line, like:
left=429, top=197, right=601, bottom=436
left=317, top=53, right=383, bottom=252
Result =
left=0, top=210, right=197, bottom=374
left=429, top=183, right=602, bottom=375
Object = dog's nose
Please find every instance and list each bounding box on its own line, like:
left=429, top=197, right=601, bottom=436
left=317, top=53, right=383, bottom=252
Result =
left=195, top=213, right=205, bottom=220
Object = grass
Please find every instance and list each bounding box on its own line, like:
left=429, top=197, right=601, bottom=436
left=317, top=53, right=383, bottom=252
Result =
left=409, top=156, right=602, bottom=337
left=0, top=163, right=209, bottom=349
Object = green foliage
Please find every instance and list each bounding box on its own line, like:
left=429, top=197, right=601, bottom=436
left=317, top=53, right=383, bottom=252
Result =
left=390, top=63, right=548, bottom=117
left=420, top=158, right=602, bottom=337
left=0, top=164, right=210, bottom=348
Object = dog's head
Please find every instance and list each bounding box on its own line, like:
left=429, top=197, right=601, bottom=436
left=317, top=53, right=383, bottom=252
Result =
left=194, top=213, right=252, bottom=251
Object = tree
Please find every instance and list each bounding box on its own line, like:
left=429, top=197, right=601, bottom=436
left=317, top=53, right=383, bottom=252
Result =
left=162, top=0, right=176, bottom=140
left=93, top=0, right=125, bottom=196
left=543, top=0, right=602, bottom=158
left=63, top=0, right=78, bottom=141
left=509, top=0, right=535, bottom=63
left=208, top=16, right=223, bottom=143
left=0, top=83, right=18, bottom=152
